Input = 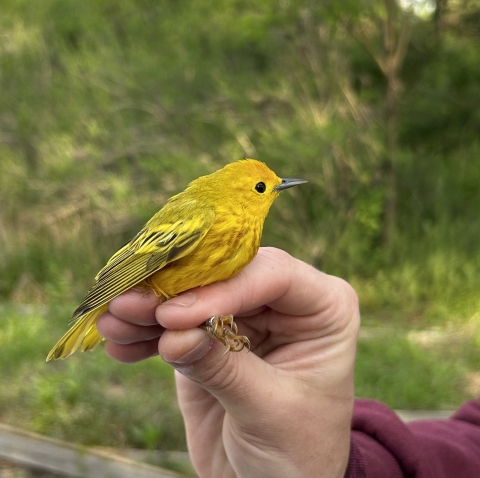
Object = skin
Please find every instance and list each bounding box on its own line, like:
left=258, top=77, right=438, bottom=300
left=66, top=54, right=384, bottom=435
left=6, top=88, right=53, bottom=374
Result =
left=97, top=247, right=360, bottom=478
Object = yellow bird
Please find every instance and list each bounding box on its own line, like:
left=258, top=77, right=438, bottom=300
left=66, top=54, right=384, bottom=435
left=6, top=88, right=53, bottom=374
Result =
left=47, top=159, right=306, bottom=361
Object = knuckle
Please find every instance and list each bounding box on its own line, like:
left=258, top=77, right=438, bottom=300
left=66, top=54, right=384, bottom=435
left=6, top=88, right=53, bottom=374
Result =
left=338, top=278, right=359, bottom=309
left=330, top=276, right=360, bottom=328
left=259, top=246, right=293, bottom=267
left=199, top=354, right=247, bottom=395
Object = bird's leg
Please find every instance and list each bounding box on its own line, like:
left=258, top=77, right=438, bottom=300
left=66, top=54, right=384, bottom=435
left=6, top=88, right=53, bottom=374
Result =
left=202, top=315, right=251, bottom=353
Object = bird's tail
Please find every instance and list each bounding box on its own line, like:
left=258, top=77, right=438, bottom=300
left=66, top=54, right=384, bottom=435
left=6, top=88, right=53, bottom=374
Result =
left=46, top=305, right=107, bottom=361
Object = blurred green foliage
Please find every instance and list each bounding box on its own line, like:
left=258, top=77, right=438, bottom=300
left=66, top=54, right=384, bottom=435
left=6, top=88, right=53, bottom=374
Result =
left=0, top=304, right=185, bottom=450
left=1, top=0, right=480, bottom=317
left=0, top=0, right=480, bottom=455
left=1, top=0, right=480, bottom=316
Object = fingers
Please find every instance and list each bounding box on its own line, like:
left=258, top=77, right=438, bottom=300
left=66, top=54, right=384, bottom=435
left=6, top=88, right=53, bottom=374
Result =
left=104, top=338, right=159, bottom=363
left=101, top=247, right=359, bottom=367
left=159, top=326, right=279, bottom=423
left=156, top=246, right=358, bottom=416
left=97, top=311, right=162, bottom=363
left=108, top=288, right=160, bottom=325
left=156, top=247, right=358, bottom=330
left=105, top=247, right=357, bottom=336
left=99, top=288, right=163, bottom=363
left=97, top=311, right=164, bottom=344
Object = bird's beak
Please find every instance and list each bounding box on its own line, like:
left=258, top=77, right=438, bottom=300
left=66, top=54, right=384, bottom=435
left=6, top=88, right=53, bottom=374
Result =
left=274, top=178, right=307, bottom=191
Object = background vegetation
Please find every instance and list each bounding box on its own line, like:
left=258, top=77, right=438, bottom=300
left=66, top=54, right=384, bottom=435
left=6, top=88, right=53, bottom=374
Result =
left=1, top=0, right=479, bottom=465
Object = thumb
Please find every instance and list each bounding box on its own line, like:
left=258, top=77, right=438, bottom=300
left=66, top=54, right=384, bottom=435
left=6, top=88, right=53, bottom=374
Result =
left=158, top=327, right=280, bottom=426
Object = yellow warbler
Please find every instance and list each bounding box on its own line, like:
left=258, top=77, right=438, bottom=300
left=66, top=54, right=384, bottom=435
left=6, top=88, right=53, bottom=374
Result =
left=47, top=159, right=306, bottom=361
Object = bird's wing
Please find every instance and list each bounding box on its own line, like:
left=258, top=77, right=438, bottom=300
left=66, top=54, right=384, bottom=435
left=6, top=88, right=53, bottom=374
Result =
left=71, top=201, right=215, bottom=320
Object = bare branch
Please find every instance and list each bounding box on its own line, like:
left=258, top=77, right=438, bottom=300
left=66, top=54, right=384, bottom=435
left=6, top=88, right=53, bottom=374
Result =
left=347, top=23, right=388, bottom=75
left=393, top=19, right=413, bottom=74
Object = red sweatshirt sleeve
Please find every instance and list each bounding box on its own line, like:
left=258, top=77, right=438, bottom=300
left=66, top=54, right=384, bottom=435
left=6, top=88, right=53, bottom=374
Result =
left=345, top=398, right=480, bottom=478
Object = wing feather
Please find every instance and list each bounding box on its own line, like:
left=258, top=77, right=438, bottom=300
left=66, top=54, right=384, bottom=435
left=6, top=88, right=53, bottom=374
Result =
left=72, top=200, right=215, bottom=320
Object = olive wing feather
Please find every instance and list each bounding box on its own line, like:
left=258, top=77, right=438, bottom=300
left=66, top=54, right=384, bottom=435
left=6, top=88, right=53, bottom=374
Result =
left=72, top=200, right=215, bottom=320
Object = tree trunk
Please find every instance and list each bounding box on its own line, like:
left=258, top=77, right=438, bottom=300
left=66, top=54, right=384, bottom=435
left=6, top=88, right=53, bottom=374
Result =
left=382, top=0, right=398, bottom=247
left=381, top=0, right=409, bottom=248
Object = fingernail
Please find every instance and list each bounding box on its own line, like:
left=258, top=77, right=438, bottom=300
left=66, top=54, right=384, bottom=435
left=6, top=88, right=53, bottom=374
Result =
left=171, top=332, right=211, bottom=365
left=131, top=287, right=153, bottom=298
left=165, top=292, right=196, bottom=307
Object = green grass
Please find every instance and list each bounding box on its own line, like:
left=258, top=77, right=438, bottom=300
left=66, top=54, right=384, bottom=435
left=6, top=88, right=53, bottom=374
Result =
left=355, top=319, right=480, bottom=409
left=0, top=304, right=186, bottom=451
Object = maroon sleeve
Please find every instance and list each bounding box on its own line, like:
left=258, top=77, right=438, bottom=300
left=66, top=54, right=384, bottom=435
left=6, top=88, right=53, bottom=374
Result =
left=345, top=398, right=480, bottom=478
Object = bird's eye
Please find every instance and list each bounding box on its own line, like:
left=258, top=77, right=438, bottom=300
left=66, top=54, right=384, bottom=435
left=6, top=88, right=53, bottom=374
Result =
left=255, top=182, right=266, bottom=193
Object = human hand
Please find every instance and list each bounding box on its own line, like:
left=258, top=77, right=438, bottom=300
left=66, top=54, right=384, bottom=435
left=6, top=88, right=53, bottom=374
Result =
left=97, top=247, right=360, bottom=478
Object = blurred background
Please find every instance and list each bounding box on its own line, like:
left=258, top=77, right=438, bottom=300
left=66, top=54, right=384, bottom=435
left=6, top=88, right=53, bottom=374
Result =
left=1, top=0, right=479, bottom=473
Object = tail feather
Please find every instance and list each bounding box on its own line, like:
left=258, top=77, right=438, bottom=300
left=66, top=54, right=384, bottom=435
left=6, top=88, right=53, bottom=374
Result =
left=81, top=323, right=104, bottom=352
left=46, top=305, right=107, bottom=361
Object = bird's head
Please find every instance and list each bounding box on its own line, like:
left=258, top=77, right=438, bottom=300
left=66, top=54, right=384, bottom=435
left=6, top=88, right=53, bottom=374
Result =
left=192, top=159, right=306, bottom=218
